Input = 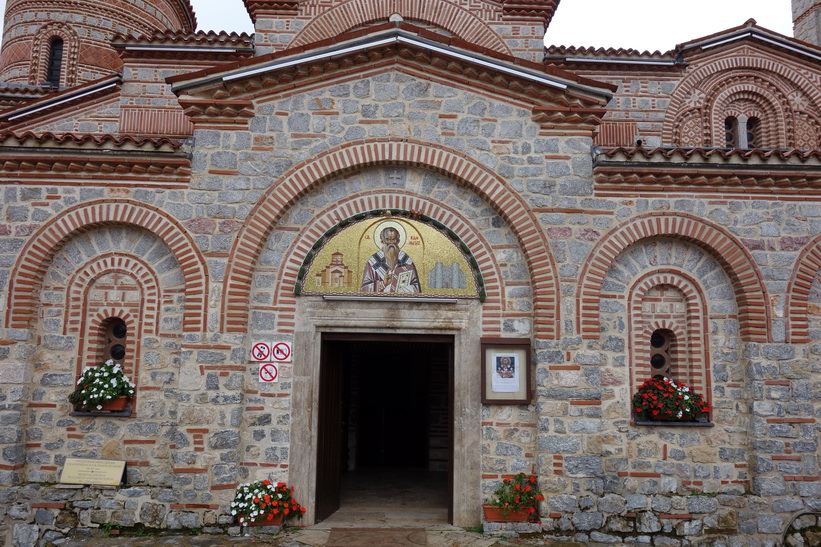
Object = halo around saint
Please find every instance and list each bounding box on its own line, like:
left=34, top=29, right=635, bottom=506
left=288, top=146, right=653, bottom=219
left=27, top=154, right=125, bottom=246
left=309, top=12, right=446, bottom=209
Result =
left=372, top=220, right=408, bottom=250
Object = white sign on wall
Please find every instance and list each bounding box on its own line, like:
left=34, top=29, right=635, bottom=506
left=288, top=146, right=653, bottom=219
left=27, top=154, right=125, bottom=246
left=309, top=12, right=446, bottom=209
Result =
left=258, top=363, right=279, bottom=383
left=271, top=341, right=292, bottom=362
left=250, top=342, right=271, bottom=362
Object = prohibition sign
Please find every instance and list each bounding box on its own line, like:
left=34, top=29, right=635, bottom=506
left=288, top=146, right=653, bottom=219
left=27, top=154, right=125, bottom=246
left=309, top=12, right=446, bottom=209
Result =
left=272, top=342, right=292, bottom=362
left=259, top=363, right=279, bottom=383
left=251, top=343, right=270, bottom=362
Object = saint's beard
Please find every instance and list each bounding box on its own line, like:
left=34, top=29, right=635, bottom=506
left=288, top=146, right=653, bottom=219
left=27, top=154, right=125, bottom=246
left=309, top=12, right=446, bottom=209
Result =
left=383, top=244, right=399, bottom=270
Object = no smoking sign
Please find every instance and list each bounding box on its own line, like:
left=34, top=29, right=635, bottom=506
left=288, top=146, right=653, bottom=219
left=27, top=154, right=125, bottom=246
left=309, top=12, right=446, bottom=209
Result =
left=258, top=363, right=279, bottom=383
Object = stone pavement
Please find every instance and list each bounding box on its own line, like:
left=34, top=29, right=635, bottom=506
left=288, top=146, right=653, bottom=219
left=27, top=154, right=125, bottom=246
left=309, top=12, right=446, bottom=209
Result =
left=52, top=526, right=606, bottom=547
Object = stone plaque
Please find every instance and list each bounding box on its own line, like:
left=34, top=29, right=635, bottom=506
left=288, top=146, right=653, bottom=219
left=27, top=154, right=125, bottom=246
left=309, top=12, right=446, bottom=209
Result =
left=60, top=457, right=126, bottom=486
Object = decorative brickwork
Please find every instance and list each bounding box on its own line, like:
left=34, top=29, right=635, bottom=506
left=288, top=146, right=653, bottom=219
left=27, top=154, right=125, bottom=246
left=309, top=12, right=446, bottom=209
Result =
left=664, top=50, right=821, bottom=148
left=1, top=1, right=821, bottom=545
left=628, top=270, right=710, bottom=399
left=290, top=0, right=513, bottom=56
left=784, top=231, right=821, bottom=343
left=5, top=199, right=208, bottom=333
left=29, top=23, right=80, bottom=88
left=223, top=138, right=560, bottom=339
left=578, top=213, right=769, bottom=342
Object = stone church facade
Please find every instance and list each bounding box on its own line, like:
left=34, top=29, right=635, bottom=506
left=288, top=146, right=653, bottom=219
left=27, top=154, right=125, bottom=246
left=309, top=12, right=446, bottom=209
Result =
left=0, top=0, right=820, bottom=545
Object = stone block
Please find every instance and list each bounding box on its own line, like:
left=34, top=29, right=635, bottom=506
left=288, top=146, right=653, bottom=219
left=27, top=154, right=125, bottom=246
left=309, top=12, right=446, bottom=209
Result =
left=0, top=365, right=31, bottom=384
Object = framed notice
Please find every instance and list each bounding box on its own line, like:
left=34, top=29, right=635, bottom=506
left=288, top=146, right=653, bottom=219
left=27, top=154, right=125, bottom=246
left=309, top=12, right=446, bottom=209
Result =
left=481, top=337, right=531, bottom=404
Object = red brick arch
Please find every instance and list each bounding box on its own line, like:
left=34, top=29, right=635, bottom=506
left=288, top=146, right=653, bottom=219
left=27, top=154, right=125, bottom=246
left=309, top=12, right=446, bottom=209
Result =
left=267, top=190, right=508, bottom=336
left=64, top=254, right=161, bottom=337
left=222, top=138, right=560, bottom=338
left=663, top=53, right=821, bottom=146
left=577, top=213, right=770, bottom=342
left=627, top=269, right=710, bottom=400
left=290, top=0, right=512, bottom=56
left=5, top=199, right=208, bottom=332
left=784, top=233, right=821, bottom=343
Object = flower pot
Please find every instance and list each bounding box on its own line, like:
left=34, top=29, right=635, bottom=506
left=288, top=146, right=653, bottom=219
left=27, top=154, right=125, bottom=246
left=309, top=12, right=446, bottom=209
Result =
left=99, top=396, right=131, bottom=412
left=238, top=512, right=285, bottom=527
left=482, top=504, right=530, bottom=522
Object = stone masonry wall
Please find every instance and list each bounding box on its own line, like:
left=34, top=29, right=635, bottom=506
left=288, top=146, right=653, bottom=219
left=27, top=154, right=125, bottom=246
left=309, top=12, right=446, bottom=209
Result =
left=1, top=56, right=821, bottom=547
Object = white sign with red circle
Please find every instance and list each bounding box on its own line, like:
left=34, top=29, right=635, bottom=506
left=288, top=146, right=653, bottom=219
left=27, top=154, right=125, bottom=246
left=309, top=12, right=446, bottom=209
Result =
left=259, top=363, right=279, bottom=383
left=251, top=342, right=271, bottom=362
left=271, top=341, right=292, bottom=362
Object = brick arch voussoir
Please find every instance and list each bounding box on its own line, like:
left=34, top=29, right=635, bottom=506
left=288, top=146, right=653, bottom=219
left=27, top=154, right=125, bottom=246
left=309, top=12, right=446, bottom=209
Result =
left=662, top=55, right=821, bottom=144
left=290, top=0, right=511, bottom=56
left=224, top=139, right=559, bottom=338
left=5, top=200, right=208, bottom=332
left=268, top=190, right=508, bottom=336
left=784, top=234, right=821, bottom=342
left=64, top=254, right=161, bottom=336
left=578, top=213, right=769, bottom=342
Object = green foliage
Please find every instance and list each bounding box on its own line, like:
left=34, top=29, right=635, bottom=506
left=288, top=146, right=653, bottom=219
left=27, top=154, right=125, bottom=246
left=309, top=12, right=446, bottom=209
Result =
left=487, top=473, right=544, bottom=518
left=68, top=359, right=135, bottom=411
left=632, top=377, right=709, bottom=421
left=230, top=480, right=307, bottom=526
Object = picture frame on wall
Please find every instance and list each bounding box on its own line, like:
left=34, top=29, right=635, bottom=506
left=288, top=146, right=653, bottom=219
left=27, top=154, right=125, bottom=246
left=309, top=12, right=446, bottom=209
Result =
left=480, top=337, right=532, bottom=404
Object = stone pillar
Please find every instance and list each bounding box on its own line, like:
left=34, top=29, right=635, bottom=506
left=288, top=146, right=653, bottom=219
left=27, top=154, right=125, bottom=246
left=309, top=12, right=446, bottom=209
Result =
left=793, top=0, right=821, bottom=46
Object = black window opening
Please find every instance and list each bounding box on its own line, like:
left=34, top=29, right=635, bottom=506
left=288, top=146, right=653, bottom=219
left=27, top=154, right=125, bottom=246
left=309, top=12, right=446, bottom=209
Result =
left=724, top=116, right=738, bottom=149
left=104, top=318, right=128, bottom=365
left=46, top=37, right=64, bottom=87
left=649, top=329, right=672, bottom=380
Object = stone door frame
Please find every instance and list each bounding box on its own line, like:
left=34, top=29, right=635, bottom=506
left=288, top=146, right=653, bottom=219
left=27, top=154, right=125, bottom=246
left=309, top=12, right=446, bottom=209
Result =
left=290, top=297, right=483, bottom=527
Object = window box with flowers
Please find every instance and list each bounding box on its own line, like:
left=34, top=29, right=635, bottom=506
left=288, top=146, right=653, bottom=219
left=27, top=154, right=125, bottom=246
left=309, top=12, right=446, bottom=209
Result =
left=230, top=479, right=307, bottom=527
left=482, top=473, right=544, bottom=522
left=632, top=377, right=712, bottom=426
left=69, top=359, right=136, bottom=416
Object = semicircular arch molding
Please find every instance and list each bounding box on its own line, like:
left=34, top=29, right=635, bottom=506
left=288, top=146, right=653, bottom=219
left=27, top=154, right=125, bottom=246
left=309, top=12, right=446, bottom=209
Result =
left=577, top=213, right=770, bottom=342
left=262, top=191, right=508, bottom=336
left=783, top=233, right=821, bottom=342
left=707, top=77, right=788, bottom=148
left=5, top=199, right=209, bottom=332
left=222, top=139, right=559, bottom=338
left=30, top=22, right=80, bottom=87
left=290, top=0, right=512, bottom=56
left=662, top=55, right=821, bottom=146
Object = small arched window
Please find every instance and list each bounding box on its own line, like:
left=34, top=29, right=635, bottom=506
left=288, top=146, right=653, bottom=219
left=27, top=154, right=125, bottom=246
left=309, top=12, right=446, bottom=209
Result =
left=746, top=117, right=761, bottom=149
left=103, top=318, right=128, bottom=365
left=46, top=37, right=64, bottom=87
left=649, top=329, right=673, bottom=379
left=724, top=117, right=738, bottom=149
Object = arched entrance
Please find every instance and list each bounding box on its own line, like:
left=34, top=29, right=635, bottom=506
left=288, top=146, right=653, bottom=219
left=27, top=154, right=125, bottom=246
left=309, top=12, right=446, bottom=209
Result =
left=316, top=334, right=453, bottom=525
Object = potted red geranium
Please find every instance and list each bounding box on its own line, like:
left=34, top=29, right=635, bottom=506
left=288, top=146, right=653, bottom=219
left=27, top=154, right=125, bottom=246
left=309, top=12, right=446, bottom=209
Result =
left=230, top=479, right=306, bottom=527
left=632, top=377, right=710, bottom=422
left=483, top=473, right=544, bottom=522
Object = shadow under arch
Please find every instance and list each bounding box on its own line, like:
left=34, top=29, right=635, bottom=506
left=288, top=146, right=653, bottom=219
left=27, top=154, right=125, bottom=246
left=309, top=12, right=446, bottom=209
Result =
left=576, top=212, right=771, bottom=343
left=4, top=199, right=209, bottom=332
left=221, top=138, right=560, bottom=339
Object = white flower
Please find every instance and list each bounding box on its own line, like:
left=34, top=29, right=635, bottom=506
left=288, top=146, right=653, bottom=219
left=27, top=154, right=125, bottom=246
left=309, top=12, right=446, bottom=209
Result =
left=96, top=405, right=102, bottom=410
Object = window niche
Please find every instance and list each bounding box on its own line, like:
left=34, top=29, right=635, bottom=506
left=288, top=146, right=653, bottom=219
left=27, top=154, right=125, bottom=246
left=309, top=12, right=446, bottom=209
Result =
left=629, top=274, right=712, bottom=426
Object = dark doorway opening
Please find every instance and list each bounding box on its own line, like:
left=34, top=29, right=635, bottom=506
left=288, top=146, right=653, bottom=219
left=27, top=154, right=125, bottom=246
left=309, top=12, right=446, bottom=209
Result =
left=316, top=334, right=453, bottom=525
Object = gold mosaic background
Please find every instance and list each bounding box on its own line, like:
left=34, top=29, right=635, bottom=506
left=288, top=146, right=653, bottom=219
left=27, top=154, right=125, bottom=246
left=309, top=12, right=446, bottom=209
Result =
left=303, top=217, right=478, bottom=297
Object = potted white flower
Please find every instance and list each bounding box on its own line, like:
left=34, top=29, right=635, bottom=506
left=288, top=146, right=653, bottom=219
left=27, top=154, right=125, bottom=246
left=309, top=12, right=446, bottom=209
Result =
left=68, top=359, right=136, bottom=412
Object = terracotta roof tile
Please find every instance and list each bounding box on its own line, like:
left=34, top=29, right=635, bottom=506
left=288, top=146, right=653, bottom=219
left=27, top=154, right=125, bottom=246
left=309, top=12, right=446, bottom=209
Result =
left=114, top=30, right=254, bottom=47
left=598, top=146, right=821, bottom=163
left=544, top=45, right=674, bottom=59
left=0, top=131, right=183, bottom=151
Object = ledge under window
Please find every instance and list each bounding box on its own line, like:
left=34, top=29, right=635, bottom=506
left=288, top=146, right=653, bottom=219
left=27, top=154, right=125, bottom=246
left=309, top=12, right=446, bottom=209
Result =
left=71, top=408, right=132, bottom=418
left=632, top=419, right=713, bottom=427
